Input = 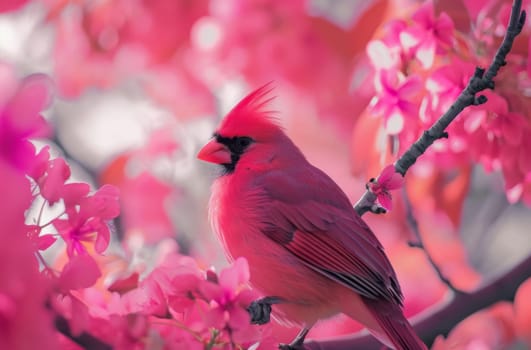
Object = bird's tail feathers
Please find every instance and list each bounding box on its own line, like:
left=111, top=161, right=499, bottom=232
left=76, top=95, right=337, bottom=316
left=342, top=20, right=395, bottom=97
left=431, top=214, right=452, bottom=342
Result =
left=363, top=299, right=427, bottom=350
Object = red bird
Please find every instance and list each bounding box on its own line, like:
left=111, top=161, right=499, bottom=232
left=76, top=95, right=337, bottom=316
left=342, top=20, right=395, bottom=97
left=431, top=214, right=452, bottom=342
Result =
left=197, top=85, right=427, bottom=350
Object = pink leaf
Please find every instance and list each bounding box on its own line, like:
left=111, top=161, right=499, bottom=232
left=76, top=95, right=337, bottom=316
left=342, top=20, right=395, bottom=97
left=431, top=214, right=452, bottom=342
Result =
left=94, top=221, right=110, bottom=254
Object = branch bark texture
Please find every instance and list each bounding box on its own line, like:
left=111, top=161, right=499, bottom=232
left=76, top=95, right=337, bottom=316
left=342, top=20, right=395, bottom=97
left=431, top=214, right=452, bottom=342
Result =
left=354, top=0, right=526, bottom=216
left=312, top=0, right=529, bottom=349
left=305, top=254, right=531, bottom=349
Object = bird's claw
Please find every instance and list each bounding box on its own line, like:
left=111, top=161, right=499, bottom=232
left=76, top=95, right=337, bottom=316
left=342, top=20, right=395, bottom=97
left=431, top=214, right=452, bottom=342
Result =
left=247, top=300, right=271, bottom=325
left=247, top=296, right=282, bottom=325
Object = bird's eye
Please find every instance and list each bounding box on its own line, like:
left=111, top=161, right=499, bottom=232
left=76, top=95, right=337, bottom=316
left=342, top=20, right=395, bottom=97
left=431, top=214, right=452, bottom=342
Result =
left=237, top=137, right=251, bottom=148
left=231, top=136, right=253, bottom=153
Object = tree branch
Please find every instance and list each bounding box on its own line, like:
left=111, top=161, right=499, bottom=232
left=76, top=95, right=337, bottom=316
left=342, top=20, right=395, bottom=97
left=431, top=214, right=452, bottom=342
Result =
left=304, top=254, right=531, bottom=349
left=245, top=1, right=527, bottom=348
left=354, top=0, right=526, bottom=215
left=402, top=186, right=462, bottom=294
left=304, top=0, right=527, bottom=349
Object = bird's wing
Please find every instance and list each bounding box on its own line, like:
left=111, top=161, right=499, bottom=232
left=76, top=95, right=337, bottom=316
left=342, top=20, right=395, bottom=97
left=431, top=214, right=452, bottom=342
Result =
left=257, top=167, right=403, bottom=305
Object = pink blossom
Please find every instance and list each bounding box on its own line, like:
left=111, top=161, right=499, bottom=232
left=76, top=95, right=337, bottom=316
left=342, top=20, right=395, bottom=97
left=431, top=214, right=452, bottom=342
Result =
left=27, top=145, right=50, bottom=181
left=403, top=0, right=455, bottom=68
left=32, top=154, right=93, bottom=206
left=53, top=185, right=120, bottom=257
left=0, top=74, right=53, bottom=173
left=26, top=224, right=57, bottom=251
left=198, top=258, right=261, bottom=344
left=58, top=254, right=102, bottom=292
left=48, top=0, right=209, bottom=97
left=370, top=69, right=422, bottom=134
left=52, top=291, right=148, bottom=350
left=122, top=254, right=203, bottom=316
left=202, top=0, right=364, bottom=132
left=423, top=60, right=474, bottom=121
left=367, top=20, right=413, bottom=71
left=368, top=165, right=404, bottom=210
left=0, top=162, right=57, bottom=349
left=419, top=60, right=476, bottom=167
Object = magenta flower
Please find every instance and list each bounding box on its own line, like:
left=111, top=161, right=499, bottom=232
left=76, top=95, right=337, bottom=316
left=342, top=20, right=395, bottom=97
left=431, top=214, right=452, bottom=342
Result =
left=198, top=257, right=260, bottom=343
left=58, top=254, right=102, bottom=292
left=53, top=185, right=120, bottom=257
left=26, top=224, right=57, bottom=251
left=122, top=254, right=203, bottom=317
left=368, top=165, right=404, bottom=211
left=371, top=69, right=422, bottom=134
left=405, top=0, right=454, bottom=68
left=0, top=73, right=53, bottom=173
left=367, top=19, right=415, bottom=71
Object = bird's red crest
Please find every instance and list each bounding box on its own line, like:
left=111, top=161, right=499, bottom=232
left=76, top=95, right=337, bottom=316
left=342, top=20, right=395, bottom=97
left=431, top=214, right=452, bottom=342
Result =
left=217, top=83, right=283, bottom=140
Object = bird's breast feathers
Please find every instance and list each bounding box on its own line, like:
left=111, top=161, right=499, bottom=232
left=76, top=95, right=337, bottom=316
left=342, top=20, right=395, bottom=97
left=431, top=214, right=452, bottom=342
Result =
left=209, top=172, right=269, bottom=261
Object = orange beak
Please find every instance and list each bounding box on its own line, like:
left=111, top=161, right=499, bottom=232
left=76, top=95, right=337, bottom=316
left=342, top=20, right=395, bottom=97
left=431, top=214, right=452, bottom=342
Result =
left=197, top=139, right=232, bottom=164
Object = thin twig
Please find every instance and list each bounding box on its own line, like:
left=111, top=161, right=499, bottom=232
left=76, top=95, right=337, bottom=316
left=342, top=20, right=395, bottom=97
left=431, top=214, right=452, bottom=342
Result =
left=402, top=187, right=462, bottom=294
left=354, top=0, right=526, bottom=216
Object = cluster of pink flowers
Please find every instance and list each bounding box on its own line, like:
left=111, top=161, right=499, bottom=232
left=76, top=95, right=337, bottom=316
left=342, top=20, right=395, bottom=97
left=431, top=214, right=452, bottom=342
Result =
left=46, top=0, right=214, bottom=119
left=0, top=71, right=269, bottom=349
left=1, top=0, right=531, bottom=349
left=52, top=254, right=268, bottom=349
left=366, top=0, right=531, bottom=205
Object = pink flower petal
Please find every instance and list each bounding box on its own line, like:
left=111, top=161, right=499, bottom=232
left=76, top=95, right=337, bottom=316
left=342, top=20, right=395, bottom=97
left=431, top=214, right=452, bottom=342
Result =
left=203, top=307, right=226, bottom=329
left=37, top=234, right=57, bottom=251
left=219, top=257, right=250, bottom=292
left=4, top=73, right=53, bottom=139
left=94, top=221, right=110, bottom=254
left=367, top=40, right=396, bottom=70
left=385, top=171, right=405, bottom=190
left=378, top=192, right=393, bottom=211
left=412, top=0, right=434, bottom=28
left=199, top=279, right=223, bottom=301
left=62, top=183, right=91, bottom=207
left=398, top=75, right=422, bottom=97
left=385, top=112, right=405, bottom=135
left=27, top=145, right=50, bottom=181
left=464, top=110, right=486, bottom=133
left=228, top=304, right=251, bottom=330
left=40, top=158, right=71, bottom=204
left=80, top=184, right=120, bottom=220
left=378, top=164, right=396, bottom=183
left=415, top=39, right=437, bottom=69
left=107, top=272, right=139, bottom=294
left=436, top=12, right=455, bottom=46
left=58, top=254, right=101, bottom=292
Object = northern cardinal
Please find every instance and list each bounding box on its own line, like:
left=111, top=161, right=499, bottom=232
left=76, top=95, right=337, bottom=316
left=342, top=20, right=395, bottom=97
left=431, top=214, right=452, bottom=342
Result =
left=197, top=85, right=426, bottom=350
